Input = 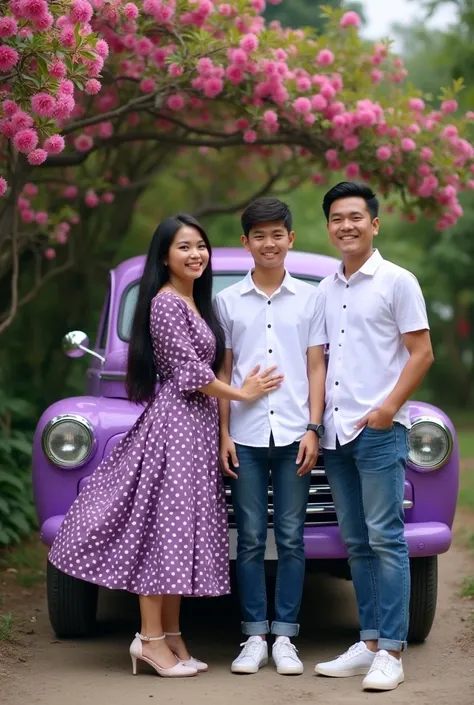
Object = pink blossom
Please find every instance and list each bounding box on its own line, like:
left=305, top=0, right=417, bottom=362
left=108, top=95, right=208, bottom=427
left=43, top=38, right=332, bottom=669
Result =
left=44, top=134, right=65, bottom=154
left=20, top=209, right=35, bottom=223
left=418, top=164, right=432, bottom=177
left=44, top=248, right=56, bottom=260
left=13, top=128, right=39, bottom=153
left=59, top=26, right=75, bottom=47
left=167, top=94, right=186, bottom=111
left=49, top=60, right=67, bottom=79
left=0, top=46, right=19, bottom=72
left=296, top=76, right=312, bottom=92
left=98, top=121, right=113, bottom=138
left=124, top=2, right=139, bottom=19
left=56, top=233, right=68, bottom=245
left=23, top=183, right=38, bottom=197
left=243, top=129, right=257, bottom=143
left=63, top=185, right=78, bottom=199
left=325, top=149, right=338, bottom=162
left=408, top=98, right=425, bottom=112
left=340, top=11, right=361, bottom=29
left=74, top=134, right=93, bottom=151
left=21, top=0, right=48, bottom=20
left=420, top=147, right=433, bottom=161
left=371, top=69, right=384, bottom=84
left=140, top=78, right=156, bottom=93
left=311, top=94, right=328, bottom=112
left=197, top=57, right=214, bottom=75
left=293, top=97, right=311, bottom=115
left=321, top=83, right=336, bottom=100
left=85, top=189, right=100, bottom=207
left=85, top=79, right=102, bottom=95
left=226, top=65, right=244, bottom=84
left=312, top=174, right=324, bottom=185
left=219, top=3, right=233, bottom=16
left=466, top=180, right=474, bottom=191
left=59, top=80, right=74, bottom=96
left=203, top=78, right=224, bottom=98
left=0, top=17, right=18, bottom=38
left=376, top=145, right=392, bottom=161
left=169, top=63, right=184, bottom=78
left=2, top=100, right=19, bottom=117
left=95, top=39, right=109, bottom=58
left=70, top=0, right=94, bottom=24
left=27, top=149, right=47, bottom=165
left=54, top=95, right=75, bottom=119
left=251, top=0, right=266, bottom=11
left=240, top=33, right=259, bottom=53
left=34, top=11, right=54, bottom=31
left=467, top=112, right=474, bottom=121
left=36, top=211, right=48, bottom=225
left=31, top=93, right=56, bottom=118
left=441, top=99, right=458, bottom=114
left=401, top=138, right=416, bottom=152
left=0, top=177, right=7, bottom=197
left=102, top=192, right=115, bottom=203
left=136, top=37, right=153, bottom=56
left=316, top=49, right=334, bottom=66
left=442, top=125, right=458, bottom=139
left=343, top=136, right=360, bottom=151
left=346, top=163, right=360, bottom=179
left=11, top=111, right=34, bottom=131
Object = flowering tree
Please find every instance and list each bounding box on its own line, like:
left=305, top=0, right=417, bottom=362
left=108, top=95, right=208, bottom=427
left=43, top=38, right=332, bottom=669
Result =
left=1, top=0, right=473, bottom=333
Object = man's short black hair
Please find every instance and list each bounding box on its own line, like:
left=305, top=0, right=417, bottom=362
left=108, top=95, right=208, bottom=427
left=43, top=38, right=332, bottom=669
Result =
left=322, top=182, right=379, bottom=221
left=241, top=197, right=293, bottom=236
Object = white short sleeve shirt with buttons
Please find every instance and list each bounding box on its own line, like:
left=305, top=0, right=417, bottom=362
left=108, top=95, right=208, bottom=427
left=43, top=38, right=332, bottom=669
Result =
left=319, top=249, right=430, bottom=450
left=215, top=270, right=327, bottom=448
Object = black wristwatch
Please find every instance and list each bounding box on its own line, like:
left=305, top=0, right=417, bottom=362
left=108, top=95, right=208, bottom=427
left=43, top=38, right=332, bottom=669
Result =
left=307, top=423, right=325, bottom=438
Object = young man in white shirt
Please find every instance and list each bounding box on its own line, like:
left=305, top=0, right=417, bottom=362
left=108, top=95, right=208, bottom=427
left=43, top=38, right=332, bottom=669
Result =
left=215, top=198, right=327, bottom=676
left=314, top=182, right=434, bottom=691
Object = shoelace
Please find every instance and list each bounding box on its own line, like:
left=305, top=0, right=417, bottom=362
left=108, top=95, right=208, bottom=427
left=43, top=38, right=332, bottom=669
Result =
left=368, top=652, right=394, bottom=676
left=239, top=640, right=265, bottom=661
left=273, top=641, right=300, bottom=662
left=338, top=642, right=365, bottom=662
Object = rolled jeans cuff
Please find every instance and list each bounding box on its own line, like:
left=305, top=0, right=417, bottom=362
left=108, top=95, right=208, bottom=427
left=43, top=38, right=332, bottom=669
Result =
left=271, top=621, right=300, bottom=637
left=360, top=629, right=379, bottom=642
left=242, top=620, right=269, bottom=636
left=378, top=638, right=407, bottom=652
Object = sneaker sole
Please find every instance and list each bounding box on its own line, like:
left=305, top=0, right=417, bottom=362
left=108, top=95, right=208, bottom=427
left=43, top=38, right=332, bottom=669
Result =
left=231, top=658, right=268, bottom=674
left=276, top=666, right=304, bottom=676
left=315, top=665, right=372, bottom=678
left=363, top=675, right=405, bottom=691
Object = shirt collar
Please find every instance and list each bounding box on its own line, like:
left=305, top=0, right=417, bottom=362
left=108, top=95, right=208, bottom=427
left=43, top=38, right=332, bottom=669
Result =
left=239, top=269, right=296, bottom=295
left=334, top=249, right=383, bottom=282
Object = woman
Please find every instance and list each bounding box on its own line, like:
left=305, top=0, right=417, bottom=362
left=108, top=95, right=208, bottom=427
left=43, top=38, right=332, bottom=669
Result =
left=48, top=214, right=283, bottom=678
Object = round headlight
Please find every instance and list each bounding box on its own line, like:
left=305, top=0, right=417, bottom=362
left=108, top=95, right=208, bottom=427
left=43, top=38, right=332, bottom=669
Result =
left=408, top=418, right=453, bottom=471
left=42, top=415, right=95, bottom=468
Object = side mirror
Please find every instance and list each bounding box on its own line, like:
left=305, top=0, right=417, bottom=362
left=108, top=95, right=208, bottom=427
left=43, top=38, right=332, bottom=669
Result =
left=62, top=331, right=105, bottom=364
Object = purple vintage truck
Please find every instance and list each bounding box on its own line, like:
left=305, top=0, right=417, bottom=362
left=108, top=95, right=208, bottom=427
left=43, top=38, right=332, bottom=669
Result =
left=32, top=248, right=459, bottom=640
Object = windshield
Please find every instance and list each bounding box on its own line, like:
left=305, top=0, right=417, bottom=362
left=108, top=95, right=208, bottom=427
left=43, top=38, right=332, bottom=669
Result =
left=118, top=273, right=320, bottom=341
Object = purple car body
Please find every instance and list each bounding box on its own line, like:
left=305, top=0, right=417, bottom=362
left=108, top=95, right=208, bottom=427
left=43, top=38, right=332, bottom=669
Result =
left=33, top=248, right=459, bottom=560
left=33, top=248, right=459, bottom=641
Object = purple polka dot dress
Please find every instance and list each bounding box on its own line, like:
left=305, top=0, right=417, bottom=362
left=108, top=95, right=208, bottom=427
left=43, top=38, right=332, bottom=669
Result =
left=49, top=293, right=230, bottom=596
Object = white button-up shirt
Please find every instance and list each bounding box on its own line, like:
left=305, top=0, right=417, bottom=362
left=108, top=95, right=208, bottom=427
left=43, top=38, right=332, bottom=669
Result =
left=215, top=270, right=326, bottom=447
left=318, top=249, right=430, bottom=450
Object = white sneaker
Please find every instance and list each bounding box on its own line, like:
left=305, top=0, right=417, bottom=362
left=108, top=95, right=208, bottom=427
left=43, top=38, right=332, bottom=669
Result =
left=272, top=636, right=304, bottom=675
left=362, top=650, right=404, bottom=691
left=231, top=636, right=268, bottom=674
left=315, top=641, right=376, bottom=678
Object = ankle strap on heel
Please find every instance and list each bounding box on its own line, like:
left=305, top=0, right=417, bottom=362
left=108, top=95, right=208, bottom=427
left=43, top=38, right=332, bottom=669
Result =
left=164, top=632, right=182, bottom=636
left=135, top=632, right=166, bottom=642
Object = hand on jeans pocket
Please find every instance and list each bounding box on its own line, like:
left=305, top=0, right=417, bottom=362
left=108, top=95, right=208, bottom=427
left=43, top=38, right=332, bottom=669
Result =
left=354, top=406, right=394, bottom=431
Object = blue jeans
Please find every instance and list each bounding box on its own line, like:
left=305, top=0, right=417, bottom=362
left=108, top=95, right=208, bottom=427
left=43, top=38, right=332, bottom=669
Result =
left=230, top=439, right=311, bottom=637
left=323, top=424, right=410, bottom=652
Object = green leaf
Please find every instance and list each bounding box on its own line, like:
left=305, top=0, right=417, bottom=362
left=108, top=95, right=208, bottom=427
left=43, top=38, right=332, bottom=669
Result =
left=0, top=472, right=25, bottom=491
left=9, top=512, right=32, bottom=535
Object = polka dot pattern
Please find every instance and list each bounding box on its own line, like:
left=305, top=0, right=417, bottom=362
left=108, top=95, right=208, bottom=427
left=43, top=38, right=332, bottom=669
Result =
left=48, top=292, right=230, bottom=597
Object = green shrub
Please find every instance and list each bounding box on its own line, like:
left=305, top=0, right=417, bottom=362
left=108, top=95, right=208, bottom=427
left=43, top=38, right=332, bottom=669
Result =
left=0, top=390, right=37, bottom=546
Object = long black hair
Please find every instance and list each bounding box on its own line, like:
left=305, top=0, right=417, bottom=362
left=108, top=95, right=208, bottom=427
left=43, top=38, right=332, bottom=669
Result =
left=126, top=213, right=225, bottom=404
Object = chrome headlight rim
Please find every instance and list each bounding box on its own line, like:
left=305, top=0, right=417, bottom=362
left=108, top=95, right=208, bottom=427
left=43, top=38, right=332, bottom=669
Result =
left=408, top=416, right=453, bottom=471
left=42, top=414, right=96, bottom=468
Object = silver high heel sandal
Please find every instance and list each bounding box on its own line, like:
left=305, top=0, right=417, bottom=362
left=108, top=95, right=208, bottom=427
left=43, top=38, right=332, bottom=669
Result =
left=129, top=633, right=197, bottom=677
left=164, top=631, right=208, bottom=672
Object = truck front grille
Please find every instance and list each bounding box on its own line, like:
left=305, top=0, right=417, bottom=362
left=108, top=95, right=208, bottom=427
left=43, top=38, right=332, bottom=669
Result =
left=223, top=454, right=338, bottom=528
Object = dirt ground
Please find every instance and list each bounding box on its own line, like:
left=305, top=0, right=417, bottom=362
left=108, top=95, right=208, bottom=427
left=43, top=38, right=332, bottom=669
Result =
left=1, top=529, right=474, bottom=705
